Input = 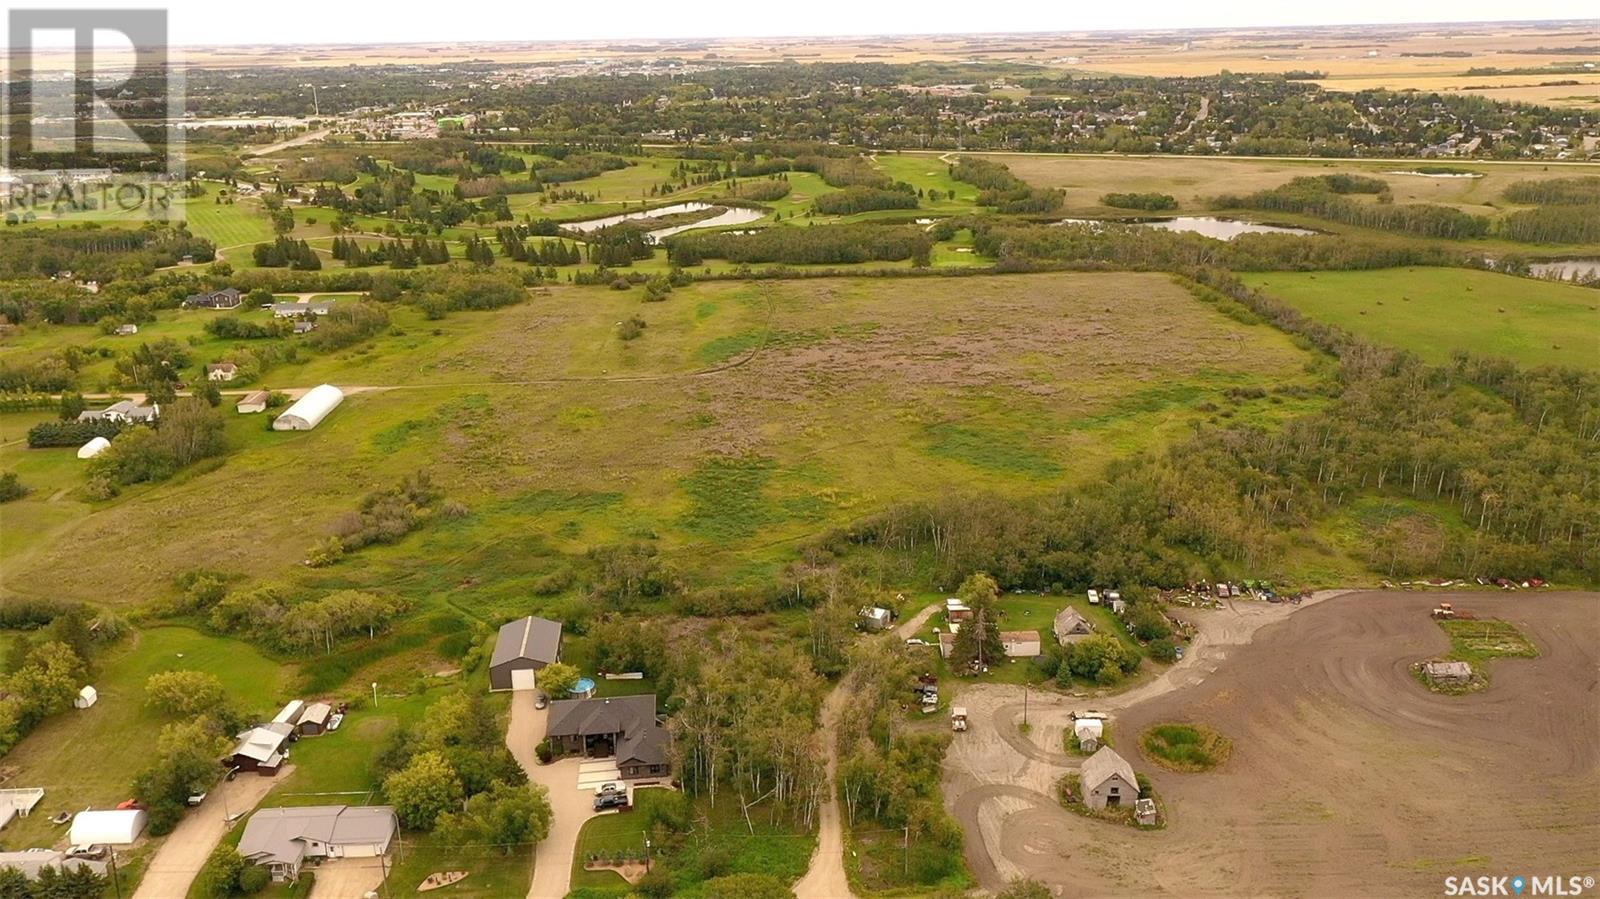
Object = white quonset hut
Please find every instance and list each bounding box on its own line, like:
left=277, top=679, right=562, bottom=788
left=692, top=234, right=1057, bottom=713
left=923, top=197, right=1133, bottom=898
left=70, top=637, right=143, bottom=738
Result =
left=76, top=437, right=111, bottom=459
left=272, top=384, right=343, bottom=431
left=68, top=809, right=147, bottom=846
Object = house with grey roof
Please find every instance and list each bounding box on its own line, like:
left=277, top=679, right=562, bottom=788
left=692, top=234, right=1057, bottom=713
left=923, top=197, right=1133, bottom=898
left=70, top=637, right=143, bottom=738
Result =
left=227, top=722, right=294, bottom=775
left=183, top=287, right=242, bottom=309
left=545, top=694, right=669, bottom=780
left=238, top=805, right=396, bottom=882
left=1081, top=746, right=1140, bottom=810
left=1052, top=607, right=1095, bottom=645
left=0, top=850, right=106, bottom=881
left=272, top=301, right=335, bottom=318
left=77, top=400, right=158, bottom=425
left=488, top=615, right=562, bottom=692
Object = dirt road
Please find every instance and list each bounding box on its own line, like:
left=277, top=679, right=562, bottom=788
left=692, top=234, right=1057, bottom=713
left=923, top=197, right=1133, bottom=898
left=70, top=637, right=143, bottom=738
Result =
left=506, top=690, right=597, bottom=899
left=131, top=767, right=291, bottom=899
left=243, top=128, right=333, bottom=158
left=794, top=600, right=942, bottom=899
left=945, top=591, right=1600, bottom=896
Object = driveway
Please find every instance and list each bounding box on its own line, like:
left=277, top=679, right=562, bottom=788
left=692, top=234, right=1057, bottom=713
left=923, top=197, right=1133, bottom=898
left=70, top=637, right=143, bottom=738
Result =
left=131, top=766, right=292, bottom=899
left=795, top=601, right=942, bottom=899
left=307, top=857, right=386, bottom=899
left=506, top=690, right=599, bottom=899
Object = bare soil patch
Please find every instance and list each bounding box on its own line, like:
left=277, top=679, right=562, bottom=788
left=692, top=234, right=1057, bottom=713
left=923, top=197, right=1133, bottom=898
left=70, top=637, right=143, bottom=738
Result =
left=945, top=591, right=1600, bottom=896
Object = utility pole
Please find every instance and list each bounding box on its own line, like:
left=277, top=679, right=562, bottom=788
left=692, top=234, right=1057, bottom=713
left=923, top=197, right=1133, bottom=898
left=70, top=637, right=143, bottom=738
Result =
left=109, top=851, right=122, bottom=899
left=903, top=824, right=910, bottom=879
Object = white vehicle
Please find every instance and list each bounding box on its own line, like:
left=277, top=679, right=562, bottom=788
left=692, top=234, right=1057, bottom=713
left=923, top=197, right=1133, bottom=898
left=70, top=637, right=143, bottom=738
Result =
left=951, top=707, right=968, bottom=732
left=327, top=713, right=344, bottom=731
left=594, top=782, right=624, bottom=796
left=905, top=638, right=927, bottom=646
left=1087, top=589, right=1101, bottom=605
left=1105, top=590, right=1121, bottom=604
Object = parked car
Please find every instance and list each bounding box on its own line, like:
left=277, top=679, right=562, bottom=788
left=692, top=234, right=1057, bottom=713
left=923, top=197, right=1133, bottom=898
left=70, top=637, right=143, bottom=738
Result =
left=1087, top=589, right=1101, bottom=605
left=594, top=792, right=628, bottom=812
left=905, top=638, right=927, bottom=646
left=534, top=693, right=549, bottom=710
left=66, top=845, right=107, bottom=861
left=594, top=782, right=624, bottom=796
left=186, top=792, right=207, bottom=807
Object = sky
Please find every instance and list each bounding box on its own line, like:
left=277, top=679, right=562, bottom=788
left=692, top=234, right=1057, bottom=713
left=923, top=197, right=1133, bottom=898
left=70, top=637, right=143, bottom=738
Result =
left=5, top=0, right=1597, bottom=48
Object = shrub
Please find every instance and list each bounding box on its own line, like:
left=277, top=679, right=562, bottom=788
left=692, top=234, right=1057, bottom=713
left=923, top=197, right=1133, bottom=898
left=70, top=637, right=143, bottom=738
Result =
left=1101, top=192, right=1178, bottom=211
left=1140, top=723, right=1233, bottom=772
left=0, top=472, right=26, bottom=503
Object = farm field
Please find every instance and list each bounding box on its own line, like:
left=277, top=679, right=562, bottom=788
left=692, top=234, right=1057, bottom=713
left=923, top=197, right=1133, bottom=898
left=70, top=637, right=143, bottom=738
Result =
left=1242, top=267, right=1600, bottom=371
left=960, top=151, right=1600, bottom=220
left=0, top=272, right=1323, bottom=613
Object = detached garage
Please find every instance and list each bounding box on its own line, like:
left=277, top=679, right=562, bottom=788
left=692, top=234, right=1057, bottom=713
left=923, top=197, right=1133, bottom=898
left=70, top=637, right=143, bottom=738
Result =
left=272, top=384, right=343, bottom=431
left=488, top=616, right=562, bottom=692
left=69, top=809, right=147, bottom=846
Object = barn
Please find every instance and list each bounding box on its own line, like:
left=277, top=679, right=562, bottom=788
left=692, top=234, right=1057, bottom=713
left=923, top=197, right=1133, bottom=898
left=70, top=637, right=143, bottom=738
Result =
left=488, top=616, right=563, bottom=692
left=272, top=384, right=343, bottom=431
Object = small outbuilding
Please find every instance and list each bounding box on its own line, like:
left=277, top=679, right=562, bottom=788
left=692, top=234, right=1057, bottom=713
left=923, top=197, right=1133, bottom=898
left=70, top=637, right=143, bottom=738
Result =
left=944, top=598, right=972, bottom=623
left=1134, top=797, right=1158, bottom=826
left=76, top=437, right=110, bottom=460
left=228, top=723, right=294, bottom=775
left=1073, top=717, right=1104, bottom=752
left=1080, top=746, right=1140, bottom=810
left=297, top=703, right=333, bottom=736
left=236, top=390, right=270, bottom=414
left=1423, top=660, right=1473, bottom=685
left=68, top=809, right=147, bottom=846
left=488, top=615, right=563, bottom=692
left=1053, top=607, right=1095, bottom=644
left=858, top=607, right=892, bottom=632
left=73, top=686, right=98, bottom=709
left=272, top=384, right=343, bottom=431
left=1000, top=630, right=1041, bottom=658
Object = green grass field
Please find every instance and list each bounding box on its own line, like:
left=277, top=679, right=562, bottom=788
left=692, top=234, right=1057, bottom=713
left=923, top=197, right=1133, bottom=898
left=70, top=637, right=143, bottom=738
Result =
left=570, top=790, right=814, bottom=898
left=0, top=627, right=292, bottom=849
left=1244, top=267, right=1600, bottom=370
left=1, top=273, right=1321, bottom=616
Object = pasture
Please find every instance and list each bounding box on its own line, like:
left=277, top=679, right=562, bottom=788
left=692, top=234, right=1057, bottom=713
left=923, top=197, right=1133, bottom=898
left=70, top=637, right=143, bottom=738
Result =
left=1242, top=267, right=1600, bottom=371
left=1, top=273, right=1321, bottom=615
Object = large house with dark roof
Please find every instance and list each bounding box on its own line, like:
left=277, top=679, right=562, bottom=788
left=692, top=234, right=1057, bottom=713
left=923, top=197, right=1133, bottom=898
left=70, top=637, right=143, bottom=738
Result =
left=545, top=694, right=670, bottom=781
left=183, top=287, right=242, bottom=309
left=488, top=615, right=563, bottom=691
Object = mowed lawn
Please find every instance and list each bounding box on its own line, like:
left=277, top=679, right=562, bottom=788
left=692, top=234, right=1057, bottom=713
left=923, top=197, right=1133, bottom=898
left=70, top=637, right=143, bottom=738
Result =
left=0, top=627, right=291, bottom=849
left=1244, top=267, right=1600, bottom=371
left=3, top=273, right=1321, bottom=611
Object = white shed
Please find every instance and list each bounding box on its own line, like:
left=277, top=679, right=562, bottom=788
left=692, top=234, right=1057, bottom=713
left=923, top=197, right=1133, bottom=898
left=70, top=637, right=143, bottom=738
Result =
left=69, top=809, right=146, bottom=846
left=272, top=384, right=343, bottom=431
left=74, top=686, right=98, bottom=709
left=76, top=437, right=111, bottom=459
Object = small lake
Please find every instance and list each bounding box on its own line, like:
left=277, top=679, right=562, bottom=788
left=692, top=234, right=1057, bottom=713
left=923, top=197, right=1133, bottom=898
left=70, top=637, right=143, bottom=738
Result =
left=1056, top=216, right=1318, bottom=240
left=563, top=202, right=766, bottom=241
left=1529, top=258, right=1600, bottom=281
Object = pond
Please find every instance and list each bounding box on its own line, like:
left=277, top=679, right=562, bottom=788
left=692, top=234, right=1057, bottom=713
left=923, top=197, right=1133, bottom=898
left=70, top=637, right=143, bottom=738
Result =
left=563, top=202, right=767, bottom=241
left=1529, top=258, right=1600, bottom=281
left=1056, top=215, right=1318, bottom=240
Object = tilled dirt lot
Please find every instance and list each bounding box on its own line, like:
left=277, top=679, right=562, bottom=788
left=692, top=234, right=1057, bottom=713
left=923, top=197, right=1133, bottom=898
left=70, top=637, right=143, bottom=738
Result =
left=945, top=591, right=1600, bottom=897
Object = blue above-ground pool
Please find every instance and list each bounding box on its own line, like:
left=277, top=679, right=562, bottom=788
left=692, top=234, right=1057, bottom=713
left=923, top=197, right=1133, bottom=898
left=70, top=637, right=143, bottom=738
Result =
left=571, top=677, right=597, bottom=699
